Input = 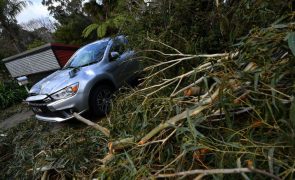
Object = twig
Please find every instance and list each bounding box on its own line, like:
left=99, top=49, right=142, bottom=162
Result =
left=249, top=167, right=282, bottom=180
left=137, top=129, right=177, bottom=147
left=147, top=38, right=184, bottom=54
left=144, top=56, right=195, bottom=71
left=144, top=52, right=233, bottom=71
left=194, top=174, right=205, bottom=180
left=155, top=151, right=186, bottom=175
left=73, top=113, right=110, bottom=137
left=139, top=49, right=192, bottom=57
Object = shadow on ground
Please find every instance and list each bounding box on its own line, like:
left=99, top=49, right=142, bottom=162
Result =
left=0, top=103, right=105, bottom=133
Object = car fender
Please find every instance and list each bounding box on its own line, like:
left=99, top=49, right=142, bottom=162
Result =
left=84, top=72, right=117, bottom=102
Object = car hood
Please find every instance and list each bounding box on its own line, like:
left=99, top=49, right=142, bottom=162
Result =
left=29, top=69, right=74, bottom=95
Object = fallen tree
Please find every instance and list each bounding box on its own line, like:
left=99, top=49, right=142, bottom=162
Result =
left=65, top=19, right=295, bottom=179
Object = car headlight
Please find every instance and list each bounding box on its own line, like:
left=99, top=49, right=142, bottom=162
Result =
left=51, top=83, right=79, bottom=100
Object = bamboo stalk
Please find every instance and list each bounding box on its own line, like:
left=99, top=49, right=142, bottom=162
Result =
left=184, top=86, right=202, bottom=96
left=156, top=167, right=281, bottom=180
left=139, top=89, right=219, bottom=145
left=98, top=153, right=115, bottom=165
left=108, top=137, right=135, bottom=153
left=41, top=170, right=48, bottom=180
left=73, top=113, right=110, bottom=137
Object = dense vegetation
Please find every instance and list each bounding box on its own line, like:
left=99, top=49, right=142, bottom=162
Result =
left=0, top=81, right=27, bottom=109
left=1, top=0, right=295, bottom=179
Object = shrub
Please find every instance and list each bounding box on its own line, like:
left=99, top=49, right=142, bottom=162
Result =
left=0, top=81, right=27, bottom=110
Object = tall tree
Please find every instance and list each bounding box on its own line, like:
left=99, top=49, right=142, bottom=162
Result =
left=42, top=0, right=84, bottom=24
left=0, top=0, right=28, bottom=52
left=42, top=0, right=94, bottom=45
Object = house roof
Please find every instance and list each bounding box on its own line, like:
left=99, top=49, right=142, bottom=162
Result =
left=2, top=43, right=79, bottom=63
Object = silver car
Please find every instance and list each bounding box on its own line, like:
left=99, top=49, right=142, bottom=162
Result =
left=26, top=36, right=140, bottom=122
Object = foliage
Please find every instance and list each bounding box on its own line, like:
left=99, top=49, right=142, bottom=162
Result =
left=101, top=21, right=295, bottom=178
left=1, top=15, right=295, bottom=179
left=0, top=0, right=27, bottom=23
left=82, top=14, right=128, bottom=38
left=0, top=81, right=27, bottom=110
left=42, top=0, right=84, bottom=24
left=0, top=0, right=29, bottom=52
left=82, top=0, right=129, bottom=38
left=27, top=40, right=47, bottom=50
left=42, top=0, right=96, bottom=45
left=0, top=118, right=108, bottom=179
left=116, top=0, right=291, bottom=54
left=53, top=14, right=94, bottom=45
left=1, top=0, right=295, bottom=179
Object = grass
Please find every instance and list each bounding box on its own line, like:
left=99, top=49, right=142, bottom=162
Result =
left=0, top=117, right=110, bottom=179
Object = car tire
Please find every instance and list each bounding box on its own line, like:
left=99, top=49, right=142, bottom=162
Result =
left=89, top=84, right=114, bottom=116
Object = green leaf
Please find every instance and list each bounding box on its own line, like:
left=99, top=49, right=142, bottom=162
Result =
left=125, top=151, right=137, bottom=174
left=220, top=15, right=229, bottom=36
left=254, top=73, right=259, bottom=91
left=82, top=23, right=99, bottom=38
left=271, top=77, right=278, bottom=111
left=268, top=148, right=275, bottom=174
left=287, top=32, right=295, bottom=56
left=186, top=109, right=197, bottom=140
left=97, top=23, right=107, bottom=38
left=289, top=98, right=295, bottom=128
left=113, top=15, right=126, bottom=28
left=204, top=75, right=209, bottom=92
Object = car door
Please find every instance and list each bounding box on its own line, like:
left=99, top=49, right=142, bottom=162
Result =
left=107, top=37, right=137, bottom=86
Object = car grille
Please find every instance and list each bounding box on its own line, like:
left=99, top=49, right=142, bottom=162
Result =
left=28, top=98, right=53, bottom=114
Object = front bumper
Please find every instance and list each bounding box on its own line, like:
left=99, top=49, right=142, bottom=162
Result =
left=26, top=93, right=88, bottom=122
left=35, top=110, right=86, bottom=122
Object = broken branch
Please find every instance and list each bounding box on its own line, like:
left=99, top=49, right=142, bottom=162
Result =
left=73, top=113, right=110, bottom=137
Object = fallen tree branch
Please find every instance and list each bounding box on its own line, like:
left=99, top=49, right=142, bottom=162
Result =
left=156, top=167, right=281, bottom=180
left=73, top=113, right=110, bottom=137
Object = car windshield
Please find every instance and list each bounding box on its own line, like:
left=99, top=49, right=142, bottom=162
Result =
left=64, top=39, right=109, bottom=69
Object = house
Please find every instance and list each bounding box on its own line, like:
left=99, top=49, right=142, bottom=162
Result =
left=2, top=43, right=79, bottom=80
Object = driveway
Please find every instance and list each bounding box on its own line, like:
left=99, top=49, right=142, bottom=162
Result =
left=0, top=109, right=34, bottom=130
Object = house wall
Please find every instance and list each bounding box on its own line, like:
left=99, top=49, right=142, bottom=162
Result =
left=4, top=49, right=60, bottom=78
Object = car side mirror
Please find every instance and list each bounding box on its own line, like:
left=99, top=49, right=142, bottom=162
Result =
left=110, top=51, right=120, bottom=60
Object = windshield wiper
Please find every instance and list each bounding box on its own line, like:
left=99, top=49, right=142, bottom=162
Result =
left=80, top=61, right=98, bottom=67
left=63, top=66, right=76, bottom=70
left=64, top=60, right=99, bottom=70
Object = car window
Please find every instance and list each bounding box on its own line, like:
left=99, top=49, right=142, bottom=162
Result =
left=64, top=40, right=109, bottom=68
left=110, top=38, right=128, bottom=55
